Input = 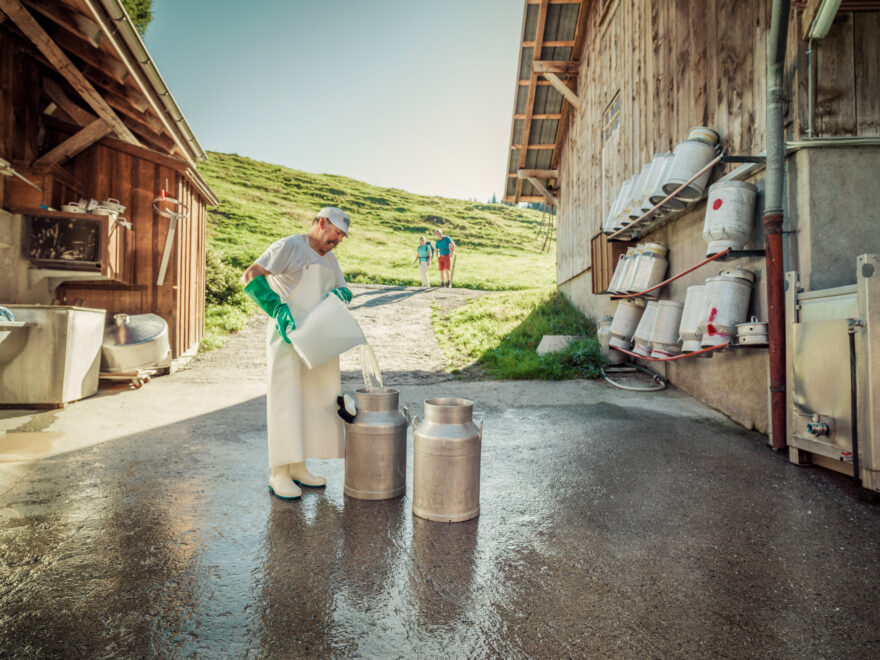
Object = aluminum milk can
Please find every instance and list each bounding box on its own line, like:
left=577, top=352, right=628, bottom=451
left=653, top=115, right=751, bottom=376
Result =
left=344, top=388, right=408, bottom=500
left=412, top=398, right=482, bottom=523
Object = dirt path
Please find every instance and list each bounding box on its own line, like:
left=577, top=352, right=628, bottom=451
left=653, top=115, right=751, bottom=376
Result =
left=175, top=284, right=489, bottom=386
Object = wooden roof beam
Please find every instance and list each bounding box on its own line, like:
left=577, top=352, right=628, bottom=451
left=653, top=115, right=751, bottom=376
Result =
left=542, top=72, right=581, bottom=110
left=517, top=169, right=559, bottom=179
left=81, top=63, right=150, bottom=113
left=43, top=77, right=96, bottom=126
left=35, top=117, right=111, bottom=165
left=532, top=60, right=580, bottom=75
left=49, top=24, right=128, bottom=85
left=526, top=176, right=559, bottom=207
left=23, top=0, right=104, bottom=48
left=514, top=113, right=562, bottom=119
left=512, top=143, right=557, bottom=149
left=0, top=0, right=139, bottom=145
left=523, top=40, right=575, bottom=47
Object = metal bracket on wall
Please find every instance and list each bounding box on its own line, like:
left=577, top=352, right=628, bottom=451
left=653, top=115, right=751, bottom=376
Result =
left=721, top=155, right=767, bottom=164
left=710, top=249, right=767, bottom=260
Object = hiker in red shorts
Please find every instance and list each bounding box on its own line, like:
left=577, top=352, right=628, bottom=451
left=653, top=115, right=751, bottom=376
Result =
left=434, top=229, right=455, bottom=288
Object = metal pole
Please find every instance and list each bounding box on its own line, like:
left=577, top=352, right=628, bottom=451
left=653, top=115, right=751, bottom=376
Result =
left=764, top=0, right=791, bottom=450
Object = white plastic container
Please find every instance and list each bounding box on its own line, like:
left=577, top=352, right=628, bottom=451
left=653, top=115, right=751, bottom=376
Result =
left=698, top=267, right=755, bottom=347
left=679, top=285, right=707, bottom=353
left=609, top=299, right=645, bottom=350
left=618, top=244, right=644, bottom=293
left=687, top=126, right=721, bottom=146
left=607, top=248, right=634, bottom=293
left=626, top=164, right=653, bottom=220
left=702, top=180, right=758, bottom=254
left=649, top=300, right=684, bottom=358
left=597, top=317, right=626, bottom=365
left=639, top=152, right=673, bottom=215
left=662, top=139, right=718, bottom=202
left=627, top=243, right=668, bottom=295
left=288, top=294, right=366, bottom=368
left=631, top=301, right=658, bottom=357
left=649, top=155, right=686, bottom=211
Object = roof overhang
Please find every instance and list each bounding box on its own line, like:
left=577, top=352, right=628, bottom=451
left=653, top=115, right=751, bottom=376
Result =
left=0, top=0, right=217, bottom=202
left=503, top=0, right=588, bottom=205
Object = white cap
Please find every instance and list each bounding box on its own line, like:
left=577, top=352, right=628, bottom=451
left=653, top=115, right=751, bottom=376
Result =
left=318, top=207, right=350, bottom=235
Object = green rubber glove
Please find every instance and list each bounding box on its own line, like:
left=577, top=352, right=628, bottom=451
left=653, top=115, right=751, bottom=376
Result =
left=244, top=275, right=295, bottom=343
left=330, top=286, right=352, bottom=304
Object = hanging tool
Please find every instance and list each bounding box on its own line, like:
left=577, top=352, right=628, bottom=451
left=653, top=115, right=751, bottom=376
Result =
left=152, top=188, right=189, bottom=286
left=0, top=157, right=43, bottom=193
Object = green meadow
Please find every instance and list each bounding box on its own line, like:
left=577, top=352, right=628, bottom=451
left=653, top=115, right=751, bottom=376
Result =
left=199, top=152, right=602, bottom=378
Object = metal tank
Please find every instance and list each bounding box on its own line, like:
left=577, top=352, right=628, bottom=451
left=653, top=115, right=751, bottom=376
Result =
left=679, top=284, right=707, bottom=353
left=609, top=299, right=645, bottom=350
left=702, top=180, right=758, bottom=255
left=649, top=300, right=684, bottom=358
left=344, top=388, right=408, bottom=500
left=631, top=300, right=659, bottom=357
left=597, top=317, right=626, bottom=365
left=698, top=267, right=756, bottom=347
left=662, top=137, right=719, bottom=202
left=412, top=398, right=482, bottom=523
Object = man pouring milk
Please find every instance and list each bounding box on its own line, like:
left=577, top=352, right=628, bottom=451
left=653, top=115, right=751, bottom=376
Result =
left=242, top=207, right=353, bottom=500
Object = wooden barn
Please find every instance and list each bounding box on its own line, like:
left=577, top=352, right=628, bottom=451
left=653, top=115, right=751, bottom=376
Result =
left=504, top=1, right=880, bottom=484
left=0, top=0, right=217, bottom=361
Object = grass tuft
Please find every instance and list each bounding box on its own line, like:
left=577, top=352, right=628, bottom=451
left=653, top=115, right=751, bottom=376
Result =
left=434, top=288, right=603, bottom=380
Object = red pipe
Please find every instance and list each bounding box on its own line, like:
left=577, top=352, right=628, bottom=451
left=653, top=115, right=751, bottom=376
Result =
left=611, top=247, right=731, bottom=300
left=611, top=342, right=730, bottom=361
left=763, top=211, right=787, bottom=449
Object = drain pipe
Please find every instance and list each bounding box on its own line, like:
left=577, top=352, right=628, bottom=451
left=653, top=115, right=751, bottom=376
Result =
left=764, top=0, right=791, bottom=450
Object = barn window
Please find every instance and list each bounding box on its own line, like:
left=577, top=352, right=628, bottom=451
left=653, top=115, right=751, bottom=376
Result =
left=602, top=92, right=621, bottom=142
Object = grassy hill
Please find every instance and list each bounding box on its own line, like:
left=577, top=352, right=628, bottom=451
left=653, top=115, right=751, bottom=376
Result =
left=198, top=152, right=557, bottom=348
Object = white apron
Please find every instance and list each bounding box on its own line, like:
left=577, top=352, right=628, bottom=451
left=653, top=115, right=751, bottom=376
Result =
left=266, top=264, right=344, bottom=467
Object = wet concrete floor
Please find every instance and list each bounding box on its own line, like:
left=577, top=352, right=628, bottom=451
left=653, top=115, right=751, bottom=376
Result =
left=3, top=379, right=880, bottom=658
left=3, top=286, right=880, bottom=657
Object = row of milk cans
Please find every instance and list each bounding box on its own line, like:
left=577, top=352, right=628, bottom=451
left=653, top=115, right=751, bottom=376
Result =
left=601, top=266, right=758, bottom=361
left=603, top=126, right=722, bottom=235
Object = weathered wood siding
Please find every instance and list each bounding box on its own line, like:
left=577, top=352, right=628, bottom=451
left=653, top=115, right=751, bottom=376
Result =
left=558, top=3, right=880, bottom=285
left=56, top=140, right=207, bottom=357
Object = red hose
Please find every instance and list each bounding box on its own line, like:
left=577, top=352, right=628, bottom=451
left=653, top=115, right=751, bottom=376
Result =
left=611, top=342, right=730, bottom=361
left=611, top=247, right=732, bottom=300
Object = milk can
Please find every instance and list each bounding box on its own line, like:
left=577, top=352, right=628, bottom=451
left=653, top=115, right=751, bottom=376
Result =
left=679, top=284, right=707, bottom=353
left=649, top=300, right=684, bottom=358
left=344, top=388, right=408, bottom=500
left=627, top=242, right=668, bottom=294
left=598, top=317, right=626, bottom=365
left=662, top=138, right=719, bottom=202
left=649, top=154, right=686, bottom=211
left=702, top=180, right=758, bottom=255
left=609, top=299, right=645, bottom=350
left=412, top=398, right=482, bottom=523
left=631, top=300, right=659, bottom=357
left=606, top=249, right=632, bottom=293
left=698, top=267, right=756, bottom=347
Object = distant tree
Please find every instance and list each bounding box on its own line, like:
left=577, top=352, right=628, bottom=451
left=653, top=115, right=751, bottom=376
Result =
left=489, top=193, right=497, bottom=204
left=121, top=0, right=153, bottom=36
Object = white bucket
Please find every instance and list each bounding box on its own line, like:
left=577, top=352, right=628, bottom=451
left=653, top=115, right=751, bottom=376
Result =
left=631, top=301, right=658, bottom=357
left=605, top=177, right=635, bottom=233
left=607, top=248, right=634, bottom=293
left=288, top=294, right=367, bottom=369
left=609, top=299, right=645, bottom=349
left=702, top=180, right=758, bottom=254
left=687, top=126, right=721, bottom=145
left=628, top=244, right=668, bottom=295
left=598, top=317, right=626, bottom=365
left=679, top=285, right=707, bottom=353
left=626, top=163, right=653, bottom=220
left=649, top=300, right=684, bottom=358
left=639, top=152, right=673, bottom=214
left=662, top=139, right=718, bottom=202
left=618, top=244, right=644, bottom=293
left=698, top=268, right=755, bottom=347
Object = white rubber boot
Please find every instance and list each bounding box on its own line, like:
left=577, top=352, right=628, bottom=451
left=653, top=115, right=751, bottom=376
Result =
left=268, top=466, right=302, bottom=500
left=289, top=461, right=326, bottom=488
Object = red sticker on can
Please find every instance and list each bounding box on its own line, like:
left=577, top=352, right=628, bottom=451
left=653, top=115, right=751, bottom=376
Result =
left=713, top=198, right=723, bottom=210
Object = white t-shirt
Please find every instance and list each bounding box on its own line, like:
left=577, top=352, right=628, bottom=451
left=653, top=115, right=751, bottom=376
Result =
left=255, top=234, right=346, bottom=300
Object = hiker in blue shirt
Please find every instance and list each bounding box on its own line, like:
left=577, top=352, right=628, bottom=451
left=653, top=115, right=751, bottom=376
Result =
left=434, top=229, right=455, bottom=287
left=412, top=236, right=434, bottom=287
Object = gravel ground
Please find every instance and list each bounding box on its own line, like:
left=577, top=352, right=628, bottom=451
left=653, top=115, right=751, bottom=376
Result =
left=174, top=284, right=489, bottom=386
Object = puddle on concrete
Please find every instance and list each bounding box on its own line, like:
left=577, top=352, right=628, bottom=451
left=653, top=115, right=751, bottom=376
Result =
left=0, top=432, right=65, bottom=462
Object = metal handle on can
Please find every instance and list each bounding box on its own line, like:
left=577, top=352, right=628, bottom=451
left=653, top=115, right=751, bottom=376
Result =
left=402, top=405, right=409, bottom=423
left=479, top=417, right=484, bottom=439
left=411, top=414, right=420, bottom=436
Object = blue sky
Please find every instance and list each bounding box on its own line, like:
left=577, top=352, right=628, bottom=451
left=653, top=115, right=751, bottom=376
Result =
left=144, top=0, right=523, bottom=201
